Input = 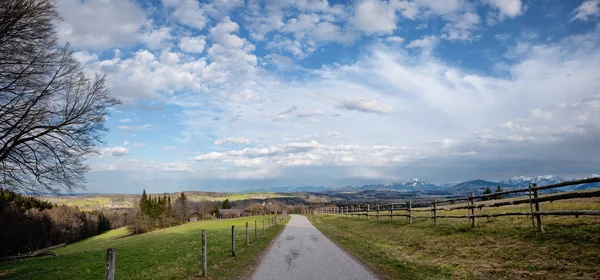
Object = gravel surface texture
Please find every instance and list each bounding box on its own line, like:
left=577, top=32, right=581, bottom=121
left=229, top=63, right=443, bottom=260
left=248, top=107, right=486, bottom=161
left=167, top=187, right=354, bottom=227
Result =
left=251, top=215, right=377, bottom=280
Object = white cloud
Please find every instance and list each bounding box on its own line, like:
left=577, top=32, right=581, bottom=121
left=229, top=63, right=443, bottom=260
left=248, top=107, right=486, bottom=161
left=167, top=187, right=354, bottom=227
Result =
left=56, top=0, right=146, bottom=49
left=484, top=0, right=523, bottom=18
left=571, top=0, right=600, bottom=22
left=119, top=118, right=132, bottom=123
left=326, top=132, right=344, bottom=138
left=414, top=0, right=464, bottom=14
left=139, top=27, right=173, bottom=49
left=530, top=108, right=552, bottom=121
left=494, top=33, right=512, bottom=41
left=163, top=0, right=209, bottom=30
left=337, top=97, right=394, bottom=114
left=214, top=138, right=255, bottom=145
left=190, top=141, right=420, bottom=167
left=406, top=35, right=439, bottom=53
left=104, top=146, right=129, bottom=157
left=179, top=36, right=207, bottom=53
left=118, top=124, right=153, bottom=131
left=353, top=0, right=398, bottom=34
left=133, top=143, right=147, bottom=148
left=386, top=36, right=405, bottom=43
left=441, top=12, right=481, bottom=41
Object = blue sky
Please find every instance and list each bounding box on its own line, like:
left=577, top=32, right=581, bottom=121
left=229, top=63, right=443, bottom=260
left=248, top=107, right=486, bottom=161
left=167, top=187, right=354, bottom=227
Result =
left=56, top=0, right=600, bottom=193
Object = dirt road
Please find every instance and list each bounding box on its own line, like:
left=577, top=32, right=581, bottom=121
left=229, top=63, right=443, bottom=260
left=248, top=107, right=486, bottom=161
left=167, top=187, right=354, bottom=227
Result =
left=251, top=215, right=377, bottom=280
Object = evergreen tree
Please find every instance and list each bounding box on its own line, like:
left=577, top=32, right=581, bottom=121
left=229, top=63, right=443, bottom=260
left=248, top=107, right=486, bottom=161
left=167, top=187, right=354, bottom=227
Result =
left=140, top=190, right=148, bottom=214
left=482, top=187, right=492, bottom=201
left=495, top=186, right=504, bottom=200
left=222, top=199, right=232, bottom=209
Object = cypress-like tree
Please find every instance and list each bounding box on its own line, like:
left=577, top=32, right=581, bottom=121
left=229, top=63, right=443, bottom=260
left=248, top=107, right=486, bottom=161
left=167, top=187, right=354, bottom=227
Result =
left=495, top=186, right=504, bottom=200
left=482, top=187, right=492, bottom=201
left=222, top=199, right=232, bottom=209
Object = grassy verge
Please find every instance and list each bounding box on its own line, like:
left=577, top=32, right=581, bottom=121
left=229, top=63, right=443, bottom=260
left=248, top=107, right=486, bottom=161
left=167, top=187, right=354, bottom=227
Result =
left=309, top=197, right=600, bottom=280
left=0, top=215, right=289, bottom=280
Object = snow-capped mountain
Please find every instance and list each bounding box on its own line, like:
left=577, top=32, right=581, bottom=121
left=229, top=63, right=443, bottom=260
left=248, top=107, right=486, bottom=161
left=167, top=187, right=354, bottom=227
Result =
left=499, top=175, right=566, bottom=187
left=343, top=178, right=440, bottom=191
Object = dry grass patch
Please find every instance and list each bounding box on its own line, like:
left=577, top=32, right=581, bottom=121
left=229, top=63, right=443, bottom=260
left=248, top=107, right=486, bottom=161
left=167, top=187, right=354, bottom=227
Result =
left=310, top=196, right=600, bottom=280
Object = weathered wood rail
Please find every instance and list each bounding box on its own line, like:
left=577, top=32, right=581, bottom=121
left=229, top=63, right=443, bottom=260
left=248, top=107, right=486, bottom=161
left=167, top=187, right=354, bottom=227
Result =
left=314, top=177, right=600, bottom=233
left=100, top=213, right=289, bottom=279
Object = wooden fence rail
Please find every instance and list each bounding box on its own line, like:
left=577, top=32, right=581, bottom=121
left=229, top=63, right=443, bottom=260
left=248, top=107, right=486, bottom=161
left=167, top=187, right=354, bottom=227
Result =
left=100, top=213, right=288, bottom=279
left=313, top=177, right=600, bottom=233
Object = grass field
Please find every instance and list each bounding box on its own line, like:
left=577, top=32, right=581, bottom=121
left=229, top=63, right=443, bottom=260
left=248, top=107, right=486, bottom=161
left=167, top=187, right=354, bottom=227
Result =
left=0, top=215, right=288, bottom=280
left=309, top=196, right=600, bottom=280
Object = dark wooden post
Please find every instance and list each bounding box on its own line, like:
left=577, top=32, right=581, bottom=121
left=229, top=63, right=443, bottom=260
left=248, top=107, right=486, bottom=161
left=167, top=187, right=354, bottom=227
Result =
left=469, top=193, right=476, bottom=227
left=432, top=200, right=437, bottom=226
left=407, top=201, right=412, bottom=224
left=533, top=183, right=544, bottom=233
left=389, top=205, right=393, bottom=222
left=376, top=204, right=380, bottom=221
left=201, top=230, right=207, bottom=278
left=366, top=204, right=370, bottom=220
left=105, top=248, right=116, bottom=280
left=231, top=225, right=236, bottom=257
left=246, top=222, right=249, bottom=246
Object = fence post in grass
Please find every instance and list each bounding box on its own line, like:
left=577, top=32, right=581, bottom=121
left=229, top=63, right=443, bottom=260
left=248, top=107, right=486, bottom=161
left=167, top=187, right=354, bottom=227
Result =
left=202, top=230, right=207, bottom=278
left=469, top=193, right=476, bottom=227
left=367, top=204, right=370, bottom=220
left=255, top=220, right=258, bottom=240
left=389, top=205, right=393, bottom=222
left=408, top=201, right=412, bottom=224
left=376, top=204, right=380, bottom=222
left=432, top=200, right=437, bottom=226
left=263, top=218, right=265, bottom=234
left=231, top=225, right=236, bottom=257
left=105, top=248, right=116, bottom=280
left=533, top=183, right=544, bottom=233
left=246, top=222, right=249, bottom=247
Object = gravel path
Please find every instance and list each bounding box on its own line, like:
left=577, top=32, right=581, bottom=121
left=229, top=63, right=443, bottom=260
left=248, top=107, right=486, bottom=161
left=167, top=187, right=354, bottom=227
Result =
left=251, top=215, right=377, bottom=280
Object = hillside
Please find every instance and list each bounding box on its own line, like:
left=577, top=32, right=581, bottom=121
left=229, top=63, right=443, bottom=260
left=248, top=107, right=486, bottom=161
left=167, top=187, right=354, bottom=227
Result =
left=0, top=215, right=287, bottom=279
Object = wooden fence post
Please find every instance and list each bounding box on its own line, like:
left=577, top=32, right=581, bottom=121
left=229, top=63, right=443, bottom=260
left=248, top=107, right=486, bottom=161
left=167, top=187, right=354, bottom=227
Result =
left=255, top=220, right=258, bottom=240
left=263, top=218, right=265, bottom=234
left=433, top=200, right=437, bottom=226
left=246, top=222, right=249, bottom=247
left=533, top=183, right=544, bottom=233
left=201, top=230, right=207, bottom=278
left=367, top=204, right=370, bottom=220
left=231, top=225, right=236, bottom=257
left=105, top=248, right=115, bottom=280
left=469, top=193, right=476, bottom=227
left=389, top=205, right=393, bottom=222
left=407, top=201, right=412, bottom=224
left=376, top=205, right=380, bottom=222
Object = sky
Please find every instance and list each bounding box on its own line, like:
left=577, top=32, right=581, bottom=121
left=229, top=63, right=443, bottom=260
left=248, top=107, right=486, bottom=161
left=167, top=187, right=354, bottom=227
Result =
left=56, top=0, right=600, bottom=193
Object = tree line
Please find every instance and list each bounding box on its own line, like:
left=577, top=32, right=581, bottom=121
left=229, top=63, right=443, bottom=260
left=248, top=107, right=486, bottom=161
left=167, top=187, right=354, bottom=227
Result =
left=0, top=189, right=115, bottom=257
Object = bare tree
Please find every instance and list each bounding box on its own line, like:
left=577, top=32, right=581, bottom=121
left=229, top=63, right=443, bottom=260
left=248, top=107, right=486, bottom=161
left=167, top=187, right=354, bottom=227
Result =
left=0, top=0, right=120, bottom=192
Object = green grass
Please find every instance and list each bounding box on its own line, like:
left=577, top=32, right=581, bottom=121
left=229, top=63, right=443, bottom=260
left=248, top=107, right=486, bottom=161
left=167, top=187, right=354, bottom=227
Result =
left=0, top=215, right=289, bottom=280
left=309, top=197, right=600, bottom=280
left=43, top=193, right=289, bottom=210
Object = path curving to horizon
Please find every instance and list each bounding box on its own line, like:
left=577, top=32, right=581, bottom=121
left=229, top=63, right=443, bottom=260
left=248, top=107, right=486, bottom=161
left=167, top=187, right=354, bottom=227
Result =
left=251, top=214, right=377, bottom=280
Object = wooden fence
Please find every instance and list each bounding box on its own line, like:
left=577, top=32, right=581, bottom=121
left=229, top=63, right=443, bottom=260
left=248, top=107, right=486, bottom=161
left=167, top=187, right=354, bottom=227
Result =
left=314, top=177, right=600, bottom=233
left=103, top=213, right=288, bottom=280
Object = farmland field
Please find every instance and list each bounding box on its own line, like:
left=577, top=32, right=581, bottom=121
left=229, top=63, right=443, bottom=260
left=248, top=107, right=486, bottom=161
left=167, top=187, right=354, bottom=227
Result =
left=0, top=215, right=288, bottom=280
left=309, top=196, right=600, bottom=279
left=41, top=192, right=290, bottom=210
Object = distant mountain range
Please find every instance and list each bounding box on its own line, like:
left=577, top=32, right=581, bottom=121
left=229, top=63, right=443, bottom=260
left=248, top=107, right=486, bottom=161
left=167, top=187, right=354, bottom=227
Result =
left=253, top=174, right=600, bottom=195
